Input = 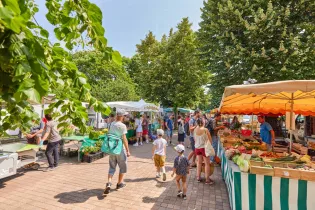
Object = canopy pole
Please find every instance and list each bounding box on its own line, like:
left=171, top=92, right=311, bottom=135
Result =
left=41, top=97, right=45, bottom=119
left=289, top=93, right=294, bottom=153
left=251, top=113, right=254, bottom=133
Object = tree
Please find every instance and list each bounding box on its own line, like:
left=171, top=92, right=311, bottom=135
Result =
left=198, top=0, right=315, bottom=109
left=129, top=18, right=209, bottom=109
left=72, top=51, right=139, bottom=102
left=0, top=0, right=120, bottom=135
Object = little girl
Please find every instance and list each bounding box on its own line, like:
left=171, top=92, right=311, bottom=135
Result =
left=171, top=144, right=190, bottom=200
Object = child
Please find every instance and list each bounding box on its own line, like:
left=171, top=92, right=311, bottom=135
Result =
left=171, top=144, right=189, bottom=200
left=152, top=129, right=167, bottom=181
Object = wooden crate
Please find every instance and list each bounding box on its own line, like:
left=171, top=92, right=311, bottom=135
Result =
left=274, top=167, right=301, bottom=179
left=300, top=170, right=315, bottom=181
left=250, top=160, right=264, bottom=167
left=264, top=160, right=286, bottom=168
left=250, top=166, right=274, bottom=176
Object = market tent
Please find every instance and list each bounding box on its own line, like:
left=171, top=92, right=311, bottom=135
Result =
left=220, top=80, right=315, bottom=116
left=164, top=108, right=194, bottom=113
left=219, top=80, right=315, bottom=151
left=106, top=99, right=159, bottom=112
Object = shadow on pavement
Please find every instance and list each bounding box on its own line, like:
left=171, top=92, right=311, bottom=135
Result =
left=54, top=188, right=104, bottom=203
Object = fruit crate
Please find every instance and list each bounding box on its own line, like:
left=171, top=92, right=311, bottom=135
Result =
left=83, top=152, right=104, bottom=163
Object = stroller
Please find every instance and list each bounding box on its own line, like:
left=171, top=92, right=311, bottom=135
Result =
left=148, top=125, right=157, bottom=141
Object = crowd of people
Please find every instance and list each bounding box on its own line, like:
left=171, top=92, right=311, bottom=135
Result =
left=102, top=109, right=230, bottom=200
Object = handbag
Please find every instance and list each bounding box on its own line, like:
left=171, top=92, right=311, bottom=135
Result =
left=205, top=139, right=215, bottom=157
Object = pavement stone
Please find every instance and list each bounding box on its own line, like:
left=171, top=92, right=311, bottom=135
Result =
left=0, top=137, right=231, bottom=210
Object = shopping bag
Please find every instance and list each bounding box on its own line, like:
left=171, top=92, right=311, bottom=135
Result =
left=205, top=140, right=215, bottom=157
left=101, top=134, right=123, bottom=155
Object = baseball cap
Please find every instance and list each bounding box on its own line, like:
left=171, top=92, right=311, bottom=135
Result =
left=174, top=144, right=185, bottom=153
left=157, top=129, right=164, bottom=136
left=116, top=109, right=129, bottom=116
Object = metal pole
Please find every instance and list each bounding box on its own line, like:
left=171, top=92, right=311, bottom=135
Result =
left=290, top=93, right=294, bottom=153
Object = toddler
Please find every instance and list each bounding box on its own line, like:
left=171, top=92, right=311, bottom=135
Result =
left=171, top=144, right=189, bottom=200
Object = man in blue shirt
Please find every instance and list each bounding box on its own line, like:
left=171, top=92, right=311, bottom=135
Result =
left=258, top=115, right=275, bottom=151
left=165, top=115, right=174, bottom=145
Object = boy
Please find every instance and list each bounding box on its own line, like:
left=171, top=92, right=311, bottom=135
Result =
left=171, top=144, right=189, bottom=200
left=152, top=129, right=167, bottom=181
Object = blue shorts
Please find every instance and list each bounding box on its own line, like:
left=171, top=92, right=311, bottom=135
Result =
left=190, top=137, right=195, bottom=151
left=109, top=150, right=127, bottom=175
left=166, top=129, right=173, bottom=137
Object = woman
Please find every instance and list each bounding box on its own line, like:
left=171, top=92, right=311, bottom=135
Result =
left=194, top=118, right=213, bottom=184
left=177, top=116, right=185, bottom=145
left=41, top=114, right=61, bottom=171
left=230, top=116, right=241, bottom=130
left=133, top=114, right=143, bottom=146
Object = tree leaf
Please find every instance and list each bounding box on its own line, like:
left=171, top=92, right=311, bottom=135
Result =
left=23, top=88, right=41, bottom=103
left=112, top=51, right=122, bottom=65
left=4, top=0, right=21, bottom=15
left=40, top=29, right=49, bottom=38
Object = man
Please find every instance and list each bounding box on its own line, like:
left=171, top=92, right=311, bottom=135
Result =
left=187, top=110, right=200, bottom=167
left=209, top=113, right=226, bottom=162
left=165, top=114, right=174, bottom=145
left=106, top=114, right=115, bottom=129
left=104, top=109, right=131, bottom=195
left=41, top=114, right=61, bottom=171
left=258, top=115, right=275, bottom=151
left=142, top=114, right=149, bottom=143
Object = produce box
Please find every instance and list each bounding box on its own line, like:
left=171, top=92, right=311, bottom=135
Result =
left=274, top=167, right=301, bottom=180
left=250, top=160, right=264, bottom=167
left=300, top=170, right=315, bottom=181
left=264, top=160, right=286, bottom=168
left=250, top=166, right=274, bottom=176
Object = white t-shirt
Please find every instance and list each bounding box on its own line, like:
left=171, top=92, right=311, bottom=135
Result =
left=153, top=138, right=167, bottom=156
left=135, top=118, right=143, bottom=132
left=109, top=121, right=128, bottom=138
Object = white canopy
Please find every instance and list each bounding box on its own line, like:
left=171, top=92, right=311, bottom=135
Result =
left=106, top=99, right=160, bottom=112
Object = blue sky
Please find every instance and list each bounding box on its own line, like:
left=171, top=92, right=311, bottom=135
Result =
left=35, top=0, right=204, bottom=57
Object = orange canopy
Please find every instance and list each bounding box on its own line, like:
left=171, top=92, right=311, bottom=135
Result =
left=219, top=80, right=315, bottom=116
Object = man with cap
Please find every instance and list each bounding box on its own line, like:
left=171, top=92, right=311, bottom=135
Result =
left=187, top=110, right=200, bottom=167
left=258, top=115, right=275, bottom=151
left=209, top=112, right=226, bottom=162
left=104, top=109, right=131, bottom=195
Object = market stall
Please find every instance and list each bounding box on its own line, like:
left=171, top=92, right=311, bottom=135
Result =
left=218, top=80, right=315, bottom=210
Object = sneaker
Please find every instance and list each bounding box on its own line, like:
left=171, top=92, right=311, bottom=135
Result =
left=146, top=140, right=149, bottom=144
left=177, top=190, right=183, bottom=197
left=162, top=173, right=166, bottom=181
left=140, top=142, right=143, bottom=146
left=133, top=143, right=139, bottom=147
left=166, top=144, right=169, bottom=147
left=44, top=167, right=54, bottom=172
left=156, top=174, right=161, bottom=178
left=103, top=183, right=111, bottom=195
left=182, top=194, right=187, bottom=200
left=116, top=183, right=126, bottom=190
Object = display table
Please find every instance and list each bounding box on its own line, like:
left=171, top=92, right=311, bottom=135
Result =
left=218, top=139, right=315, bottom=210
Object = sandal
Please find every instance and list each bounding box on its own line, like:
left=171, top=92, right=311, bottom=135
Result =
left=197, top=177, right=202, bottom=183
left=205, top=179, right=214, bottom=185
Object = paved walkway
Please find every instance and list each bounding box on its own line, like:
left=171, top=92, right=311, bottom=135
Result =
left=0, top=139, right=230, bottom=210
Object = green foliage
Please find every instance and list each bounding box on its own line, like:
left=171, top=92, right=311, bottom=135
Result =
left=0, top=0, right=119, bottom=135
left=72, top=51, right=139, bottom=102
left=198, top=0, right=315, bottom=109
left=128, top=18, right=209, bottom=108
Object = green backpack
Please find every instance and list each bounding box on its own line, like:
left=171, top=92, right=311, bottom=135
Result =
left=101, top=133, right=123, bottom=155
